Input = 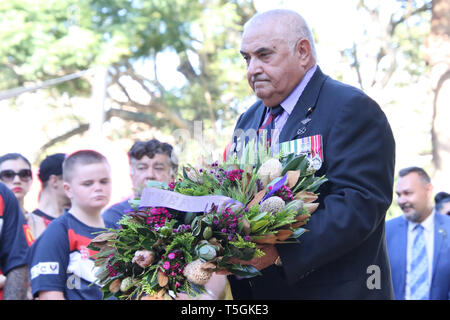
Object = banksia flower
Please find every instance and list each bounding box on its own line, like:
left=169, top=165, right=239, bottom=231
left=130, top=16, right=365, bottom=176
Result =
left=132, top=250, right=155, bottom=268
left=183, top=259, right=214, bottom=285
left=259, top=196, right=285, bottom=214
left=257, top=159, right=283, bottom=187
left=109, top=278, right=122, bottom=293
left=120, top=277, right=135, bottom=292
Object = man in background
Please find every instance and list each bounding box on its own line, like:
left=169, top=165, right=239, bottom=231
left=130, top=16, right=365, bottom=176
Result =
left=102, top=139, right=178, bottom=227
left=28, top=153, right=71, bottom=239
left=386, top=167, right=450, bottom=299
left=434, top=191, right=450, bottom=216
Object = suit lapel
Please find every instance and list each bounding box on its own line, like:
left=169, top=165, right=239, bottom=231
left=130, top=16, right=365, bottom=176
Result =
left=431, top=213, right=444, bottom=284
left=279, top=66, right=328, bottom=143
left=398, top=218, right=408, bottom=298
left=252, top=103, right=267, bottom=131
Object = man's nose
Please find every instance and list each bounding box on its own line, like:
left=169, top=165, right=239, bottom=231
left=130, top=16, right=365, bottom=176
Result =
left=247, top=57, right=262, bottom=77
left=397, top=194, right=406, bottom=205
left=145, top=168, right=156, bottom=180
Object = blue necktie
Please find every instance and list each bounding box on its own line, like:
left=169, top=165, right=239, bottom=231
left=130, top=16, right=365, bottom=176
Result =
left=409, top=225, right=429, bottom=300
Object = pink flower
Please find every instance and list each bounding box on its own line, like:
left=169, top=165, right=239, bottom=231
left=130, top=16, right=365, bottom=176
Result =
left=163, top=261, right=171, bottom=270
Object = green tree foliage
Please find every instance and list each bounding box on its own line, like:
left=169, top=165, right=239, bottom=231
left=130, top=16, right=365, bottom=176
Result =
left=0, top=0, right=256, bottom=152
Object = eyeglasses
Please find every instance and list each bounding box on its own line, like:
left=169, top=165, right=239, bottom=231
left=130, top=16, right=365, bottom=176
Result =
left=0, top=169, right=32, bottom=182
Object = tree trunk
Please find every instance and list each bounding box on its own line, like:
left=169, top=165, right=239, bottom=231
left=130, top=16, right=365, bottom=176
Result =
left=427, top=0, right=450, bottom=192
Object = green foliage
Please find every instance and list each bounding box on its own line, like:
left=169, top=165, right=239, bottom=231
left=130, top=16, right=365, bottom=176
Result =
left=0, top=0, right=256, bottom=152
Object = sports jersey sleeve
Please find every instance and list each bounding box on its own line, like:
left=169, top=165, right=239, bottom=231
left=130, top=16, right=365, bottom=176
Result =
left=29, top=220, right=70, bottom=297
left=0, top=188, right=30, bottom=275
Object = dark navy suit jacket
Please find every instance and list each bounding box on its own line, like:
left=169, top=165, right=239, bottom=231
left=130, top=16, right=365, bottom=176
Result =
left=386, top=212, right=450, bottom=300
left=229, top=66, right=396, bottom=299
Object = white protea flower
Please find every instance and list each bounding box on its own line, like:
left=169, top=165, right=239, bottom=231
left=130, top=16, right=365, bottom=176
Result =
left=257, top=158, right=283, bottom=187
left=183, top=259, right=214, bottom=285
left=259, top=196, right=285, bottom=214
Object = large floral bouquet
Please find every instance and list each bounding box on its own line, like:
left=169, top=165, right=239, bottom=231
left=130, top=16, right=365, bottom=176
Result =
left=88, top=142, right=327, bottom=300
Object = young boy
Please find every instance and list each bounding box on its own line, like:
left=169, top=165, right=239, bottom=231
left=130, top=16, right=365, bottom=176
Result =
left=28, top=150, right=114, bottom=300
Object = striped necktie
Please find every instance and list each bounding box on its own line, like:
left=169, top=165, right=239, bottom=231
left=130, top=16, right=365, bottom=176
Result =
left=409, top=224, right=429, bottom=300
left=258, top=105, right=284, bottom=146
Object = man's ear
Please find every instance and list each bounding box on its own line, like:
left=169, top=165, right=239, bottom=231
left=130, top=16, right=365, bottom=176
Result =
left=63, top=182, right=72, bottom=199
left=49, top=175, right=59, bottom=189
left=296, top=38, right=312, bottom=66
left=425, top=183, right=434, bottom=199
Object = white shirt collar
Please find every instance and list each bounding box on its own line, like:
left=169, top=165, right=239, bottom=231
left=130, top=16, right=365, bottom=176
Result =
left=407, top=209, right=435, bottom=233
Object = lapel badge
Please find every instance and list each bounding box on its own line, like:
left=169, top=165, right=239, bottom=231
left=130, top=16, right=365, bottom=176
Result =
left=438, top=228, right=447, bottom=237
left=297, top=127, right=307, bottom=135
left=301, top=118, right=311, bottom=125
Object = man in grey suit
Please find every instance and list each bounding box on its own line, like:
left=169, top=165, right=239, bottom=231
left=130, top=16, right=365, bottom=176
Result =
left=386, top=167, right=450, bottom=300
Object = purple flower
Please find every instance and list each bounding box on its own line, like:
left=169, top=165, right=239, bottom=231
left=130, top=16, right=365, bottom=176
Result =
left=168, top=252, right=176, bottom=260
left=163, top=261, right=171, bottom=270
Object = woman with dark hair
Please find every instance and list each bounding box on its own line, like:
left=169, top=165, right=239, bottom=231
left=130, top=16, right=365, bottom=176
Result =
left=0, top=153, right=33, bottom=216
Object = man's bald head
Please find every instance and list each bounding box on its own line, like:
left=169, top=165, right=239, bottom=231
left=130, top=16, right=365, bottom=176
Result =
left=243, top=9, right=317, bottom=61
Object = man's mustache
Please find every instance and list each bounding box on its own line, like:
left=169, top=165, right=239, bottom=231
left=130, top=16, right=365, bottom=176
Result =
left=251, top=75, right=270, bottom=83
left=400, top=203, right=413, bottom=211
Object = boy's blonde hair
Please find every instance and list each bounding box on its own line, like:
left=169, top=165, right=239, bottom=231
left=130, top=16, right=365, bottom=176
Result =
left=62, top=150, right=109, bottom=182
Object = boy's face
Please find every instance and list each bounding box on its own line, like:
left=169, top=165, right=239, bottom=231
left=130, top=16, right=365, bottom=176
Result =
left=64, top=162, right=112, bottom=213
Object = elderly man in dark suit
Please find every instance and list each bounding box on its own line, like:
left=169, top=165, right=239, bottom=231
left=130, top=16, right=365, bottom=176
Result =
left=227, top=9, right=396, bottom=299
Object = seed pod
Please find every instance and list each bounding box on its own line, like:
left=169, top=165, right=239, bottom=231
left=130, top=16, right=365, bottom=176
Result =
left=120, top=277, right=134, bottom=292
left=109, top=278, right=122, bottom=293
left=203, top=226, right=213, bottom=240
left=158, top=271, right=169, bottom=287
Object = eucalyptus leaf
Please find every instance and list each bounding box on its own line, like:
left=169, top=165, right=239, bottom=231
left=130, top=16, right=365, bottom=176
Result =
left=289, top=228, right=307, bottom=239
left=229, top=264, right=262, bottom=278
